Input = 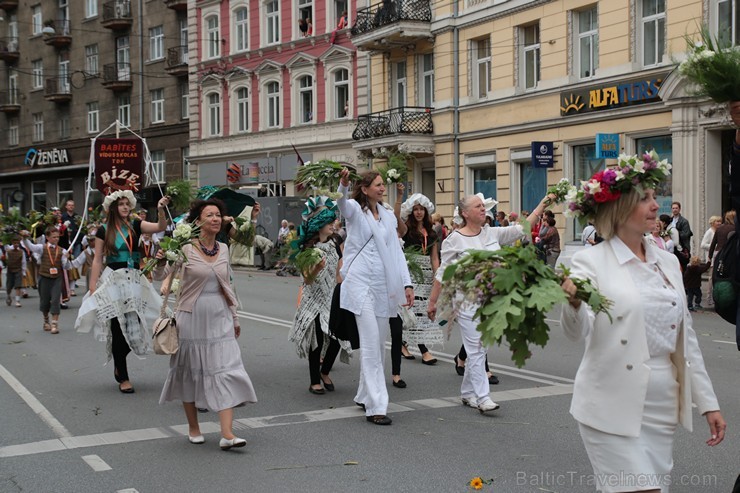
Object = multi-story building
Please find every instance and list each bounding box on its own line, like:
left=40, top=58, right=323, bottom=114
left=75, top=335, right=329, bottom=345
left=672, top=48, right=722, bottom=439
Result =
left=0, top=0, right=189, bottom=212
left=188, top=0, right=358, bottom=196
left=352, top=0, right=737, bottom=250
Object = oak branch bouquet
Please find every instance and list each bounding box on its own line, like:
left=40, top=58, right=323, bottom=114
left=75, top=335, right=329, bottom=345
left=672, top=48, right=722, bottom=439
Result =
left=295, top=160, right=360, bottom=196
left=231, top=216, right=256, bottom=247
left=141, top=221, right=201, bottom=275
left=678, top=26, right=740, bottom=103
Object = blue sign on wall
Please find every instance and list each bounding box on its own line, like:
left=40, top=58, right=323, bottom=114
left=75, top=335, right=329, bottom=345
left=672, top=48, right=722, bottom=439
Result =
left=531, top=141, right=554, bottom=168
left=595, top=133, right=620, bottom=159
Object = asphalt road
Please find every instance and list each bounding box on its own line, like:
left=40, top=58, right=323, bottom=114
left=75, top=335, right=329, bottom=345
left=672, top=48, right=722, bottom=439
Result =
left=0, top=269, right=737, bottom=493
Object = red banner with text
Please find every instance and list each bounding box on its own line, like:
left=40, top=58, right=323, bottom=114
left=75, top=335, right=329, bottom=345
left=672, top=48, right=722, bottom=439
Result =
left=94, top=138, right=143, bottom=194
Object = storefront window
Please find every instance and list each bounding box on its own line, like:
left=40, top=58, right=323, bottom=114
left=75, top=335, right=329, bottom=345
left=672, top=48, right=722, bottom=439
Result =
left=31, top=181, right=46, bottom=211
left=573, top=143, right=605, bottom=239
left=58, top=178, right=74, bottom=209
left=520, top=162, right=547, bottom=214
left=472, top=166, right=497, bottom=203
left=636, top=135, right=672, bottom=214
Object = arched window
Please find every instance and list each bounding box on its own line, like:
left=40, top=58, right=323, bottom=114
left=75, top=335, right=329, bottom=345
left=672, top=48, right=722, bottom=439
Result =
left=234, top=8, right=248, bottom=52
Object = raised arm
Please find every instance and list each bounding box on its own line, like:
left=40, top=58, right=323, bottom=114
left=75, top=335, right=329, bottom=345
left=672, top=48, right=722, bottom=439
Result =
left=140, top=195, right=171, bottom=235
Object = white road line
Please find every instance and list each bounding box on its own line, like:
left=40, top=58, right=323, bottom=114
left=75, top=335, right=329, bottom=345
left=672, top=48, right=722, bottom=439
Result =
left=81, top=454, right=112, bottom=472
left=712, top=340, right=736, bottom=345
left=116, top=489, right=139, bottom=493
left=237, top=310, right=293, bottom=328
left=0, top=363, right=72, bottom=438
left=0, top=384, right=572, bottom=458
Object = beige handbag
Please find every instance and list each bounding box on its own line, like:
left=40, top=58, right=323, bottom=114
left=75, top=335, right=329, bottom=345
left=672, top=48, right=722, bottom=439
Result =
left=152, top=262, right=184, bottom=355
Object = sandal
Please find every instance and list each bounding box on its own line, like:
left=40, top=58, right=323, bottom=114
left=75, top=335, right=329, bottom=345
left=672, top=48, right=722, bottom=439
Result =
left=43, top=319, right=51, bottom=332
left=50, top=322, right=59, bottom=334
left=366, top=415, right=392, bottom=425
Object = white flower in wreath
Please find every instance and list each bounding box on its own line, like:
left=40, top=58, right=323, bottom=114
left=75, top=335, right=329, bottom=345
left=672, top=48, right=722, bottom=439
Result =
left=165, top=250, right=180, bottom=262
left=172, top=223, right=193, bottom=240
left=102, top=190, right=137, bottom=212
left=386, top=168, right=401, bottom=183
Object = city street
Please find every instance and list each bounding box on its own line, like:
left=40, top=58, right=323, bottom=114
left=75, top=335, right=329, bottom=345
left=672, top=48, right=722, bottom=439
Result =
left=0, top=268, right=738, bottom=493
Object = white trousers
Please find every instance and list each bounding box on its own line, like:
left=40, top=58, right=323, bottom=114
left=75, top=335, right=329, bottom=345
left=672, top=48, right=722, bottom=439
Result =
left=458, top=310, right=489, bottom=404
left=354, top=295, right=391, bottom=416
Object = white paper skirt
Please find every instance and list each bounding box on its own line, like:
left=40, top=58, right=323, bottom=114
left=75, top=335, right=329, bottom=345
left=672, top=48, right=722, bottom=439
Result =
left=578, top=355, right=679, bottom=493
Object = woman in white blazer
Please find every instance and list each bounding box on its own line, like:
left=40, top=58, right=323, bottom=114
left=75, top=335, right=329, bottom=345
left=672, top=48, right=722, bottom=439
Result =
left=337, top=168, right=413, bottom=426
left=560, top=158, right=725, bottom=493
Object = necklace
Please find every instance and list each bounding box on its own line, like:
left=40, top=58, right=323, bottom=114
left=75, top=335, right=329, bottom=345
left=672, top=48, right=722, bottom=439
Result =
left=200, top=240, right=219, bottom=257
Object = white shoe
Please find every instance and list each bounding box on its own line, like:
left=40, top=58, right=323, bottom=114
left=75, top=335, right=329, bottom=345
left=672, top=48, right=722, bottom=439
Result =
left=477, top=398, right=500, bottom=413
left=461, top=396, right=477, bottom=408
left=219, top=437, right=246, bottom=450
left=188, top=435, right=205, bottom=444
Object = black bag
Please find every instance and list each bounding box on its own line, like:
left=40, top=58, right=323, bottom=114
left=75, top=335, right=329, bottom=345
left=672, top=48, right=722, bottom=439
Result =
left=712, top=230, right=739, bottom=324
left=329, top=283, right=359, bottom=349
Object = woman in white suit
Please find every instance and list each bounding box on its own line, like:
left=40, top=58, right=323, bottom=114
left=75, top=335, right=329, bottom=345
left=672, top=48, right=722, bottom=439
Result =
left=337, top=168, right=413, bottom=426
left=560, top=156, right=726, bottom=493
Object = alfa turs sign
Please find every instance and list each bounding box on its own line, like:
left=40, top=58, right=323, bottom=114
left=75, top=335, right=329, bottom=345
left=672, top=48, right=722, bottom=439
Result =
left=24, top=147, right=70, bottom=167
left=559, top=72, right=670, bottom=116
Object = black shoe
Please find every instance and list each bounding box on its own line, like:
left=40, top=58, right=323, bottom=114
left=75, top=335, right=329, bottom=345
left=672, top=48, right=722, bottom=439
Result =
left=366, top=415, right=392, bottom=425
left=355, top=401, right=366, bottom=410
left=488, top=374, right=500, bottom=385
left=421, top=357, right=438, bottom=366
left=392, top=379, right=407, bottom=388
left=197, top=407, right=209, bottom=413
left=60, top=303, right=69, bottom=309
left=309, top=386, right=325, bottom=395
left=401, top=344, right=415, bottom=360
left=320, top=376, right=335, bottom=392
left=454, top=355, right=465, bottom=376
left=118, top=384, right=135, bottom=394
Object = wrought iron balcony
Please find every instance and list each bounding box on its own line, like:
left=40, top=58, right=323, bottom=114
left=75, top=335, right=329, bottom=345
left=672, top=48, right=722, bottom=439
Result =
left=0, top=90, right=20, bottom=113
left=164, top=0, right=187, bottom=10
left=44, top=77, right=72, bottom=103
left=353, top=107, right=433, bottom=141
left=43, top=19, right=72, bottom=48
left=0, top=0, right=18, bottom=11
left=165, top=45, right=188, bottom=76
left=102, top=62, right=133, bottom=91
left=0, top=37, right=19, bottom=64
left=350, top=0, right=432, bottom=50
left=101, top=0, right=132, bottom=30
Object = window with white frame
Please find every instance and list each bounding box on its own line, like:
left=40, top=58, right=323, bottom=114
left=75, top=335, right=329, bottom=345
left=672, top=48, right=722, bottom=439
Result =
left=150, top=150, right=165, bottom=184
left=716, top=0, right=739, bottom=47
left=576, top=6, right=598, bottom=79
left=298, top=75, right=313, bottom=124
left=57, top=178, right=74, bottom=209
left=572, top=143, right=605, bottom=238
left=32, top=182, right=46, bottom=211
left=641, top=0, right=665, bottom=67
left=85, top=0, right=97, bottom=18
left=266, top=81, right=281, bottom=128
left=8, top=117, right=18, bottom=146
left=472, top=38, right=491, bottom=98
left=32, top=113, right=43, bottom=142
left=59, top=110, right=69, bottom=139
left=392, top=61, right=407, bottom=107
left=87, top=102, right=99, bottom=133
left=149, top=25, right=164, bottom=60
left=235, top=87, right=249, bottom=132
left=151, top=89, right=164, bottom=123
left=333, top=68, right=349, bottom=119
left=180, top=80, right=189, bottom=119
left=8, top=71, right=16, bottom=104
left=182, top=147, right=190, bottom=180
left=206, top=92, right=222, bottom=136
left=521, top=24, right=540, bottom=89
left=85, top=44, right=99, bottom=76
left=8, top=14, right=17, bottom=49
left=178, top=14, right=188, bottom=55
left=419, top=54, right=434, bottom=107
left=206, top=15, right=220, bottom=59
left=333, top=0, right=348, bottom=30
left=118, top=94, right=130, bottom=127
left=466, top=161, right=497, bottom=200
left=32, top=6, right=42, bottom=36
left=297, top=0, right=314, bottom=38
left=32, top=60, right=43, bottom=89
left=265, top=0, right=280, bottom=45
left=234, top=7, right=249, bottom=52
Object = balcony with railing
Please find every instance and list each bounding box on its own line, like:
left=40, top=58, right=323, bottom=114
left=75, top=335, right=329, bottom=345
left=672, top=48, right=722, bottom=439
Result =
left=43, top=19, right=72, bottom=48
left=164, top=0, right=187, bottom=10
left=102, top=63, right=133, bottom=91
left=0, top=0, right=18, bottom=11
left=350, top=0, right=432, bottom=50
left=44, top=77, right=72, bottom=103
left=101, top=0, right=133, bottom=30
left=352, top=107, right=434, bottom=153
left=0, top=90, right=20, bottom=113
left=0, top=37, right=19, bottom=64
left=165, top=46, right=188, bottom=76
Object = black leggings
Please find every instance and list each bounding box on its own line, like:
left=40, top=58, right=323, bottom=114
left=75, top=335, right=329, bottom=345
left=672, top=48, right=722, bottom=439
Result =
left=458, top=344, right=490, bottom=372
left=308, top=317, right=340, bottom=385
left=111, top=318, right=132, bottom=382
left=390, top=316, right=403, bottom=376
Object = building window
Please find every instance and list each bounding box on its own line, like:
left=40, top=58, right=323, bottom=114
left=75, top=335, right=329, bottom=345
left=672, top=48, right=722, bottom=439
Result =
left=521, top=24, right=540, bottom=89
left=150, top=150, right=165, bottom=184
left=636, top=135, right=673, bottom=214
left=520, top=162, right=547, bottom=213
left=149, top=25, right=164, bottom=60
left=207, top=92, right=222, bottom=136
left=59, top=111, right=70, bottom=139
left=151, top=89, right=165, bottom=123
left=572, top=143, right=605, bottom=238
left=265, top=0, right=280, bottom=45
left=85, top=45, right=99, bottom=76
left=182, top=147, right=190, bottom=180
left=32, top=6, right=42, bottom=36
left=419, top=54, right=434, bottom=107
left=472, top=38, right=491, bottom=98
left=8, top=71, right=17, bottom=104
left=178, top=14, right=188, bottom=54
left=234, top=7, right=248, bottom=52
left=716, top=0, right=739, bottom=46
left=298, top=75, right=313, bottom=124
left=334, top=0, right=348, bottom=30
left=85, top=0, right=98, bottom=18
left=473, top=166, right=497, bottom=200
left=641, top=0, right=665, bottom=67
left=118, top=94, right=130, bottom=127
left=333, top=69, right=349, bottom=119
left=392, top=61, right=407, bottom=107
left=32, top=182, right=46, bottom=211
left=32, top=60, right=43, bottom=89
left=266, top=81, right=280, bottom=128
left=7, top=14, right=17, bottom=50
left=8, top=118, right=18, bottom=146
left=87, top=102, right=99, bottom=133
left=206, top=15, right=220, bottom=59
left=32, top=113, right=44, bottom=142
left=57, top=178, right=74, bottom=209
left=116, top=36, right=131, bottom=80
left=297, top=0, right=313, bottom=38
left=576, top=6, right=598, bottom=79
left=180, top=80, right=189, bottom=120
left=235, top=87, right=249, bottom=132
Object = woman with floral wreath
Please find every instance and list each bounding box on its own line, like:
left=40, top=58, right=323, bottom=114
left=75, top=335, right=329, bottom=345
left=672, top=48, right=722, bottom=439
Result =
left=75, top=190, right=170, bottom=394
left=560, top=153, right=725, bottom=492
left=288, top=196, right=352, bottom=395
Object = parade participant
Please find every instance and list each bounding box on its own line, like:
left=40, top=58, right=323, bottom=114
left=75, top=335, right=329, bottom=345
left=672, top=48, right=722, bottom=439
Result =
left=560, top=158, right=725, bottom=492
left=76, top=190, right=169, bottom=394
left=288, top=197, right=351, bottom=395
left=427, top=193, right=552, bottom=413
left=337, top=168, right=413, bottom=426
left=4, top=236, right=26, bottom=307
left=154, top=198, right=256, bottom=450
